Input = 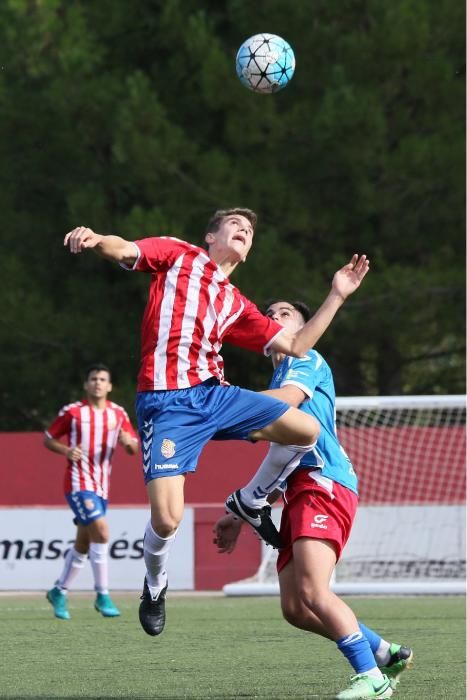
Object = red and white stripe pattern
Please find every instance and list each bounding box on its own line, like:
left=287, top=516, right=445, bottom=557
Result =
left=45, top=400, right=137, bottom=498
left=129, top=237, right=283, bottom=391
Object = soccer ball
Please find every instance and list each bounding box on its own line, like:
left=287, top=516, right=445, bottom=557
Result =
left=236, top=33, right=296, bottom=94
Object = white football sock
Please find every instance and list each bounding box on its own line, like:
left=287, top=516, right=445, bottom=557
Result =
left=240, top=442, right=317, bottom=508
left=89, top=542, right=110, bottom=594
left=56, top=546, right=87, bottom=591
left=375, top=639, right=392, bottom=666
left=143, top=521, right=177, bottom=599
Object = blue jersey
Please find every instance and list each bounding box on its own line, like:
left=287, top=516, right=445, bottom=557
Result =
left=270, top=350, right=358, bottom=494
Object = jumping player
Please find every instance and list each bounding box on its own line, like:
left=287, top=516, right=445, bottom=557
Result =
left=214, top=300, right=413, bottom=700
left=44, top=363, right=138, bottom=620
left=63, top=208, right=369, bottom=637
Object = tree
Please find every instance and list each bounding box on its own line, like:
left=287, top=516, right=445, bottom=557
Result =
left=0, top=0, right=464, bottom=429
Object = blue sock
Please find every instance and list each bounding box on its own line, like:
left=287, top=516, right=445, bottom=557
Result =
left=336, top=631, right=377, bottom=674
left=358, top=622, right=382, bottom=655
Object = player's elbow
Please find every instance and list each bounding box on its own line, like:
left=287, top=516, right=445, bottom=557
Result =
left=287, top=334, right=309, bottom=358
left=271, top=331, right=301, bottom=358
left=280, top=331, right=307, bottom=359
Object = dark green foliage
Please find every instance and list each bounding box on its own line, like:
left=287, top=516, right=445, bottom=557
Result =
left=0, top=0, right=464, bottom=428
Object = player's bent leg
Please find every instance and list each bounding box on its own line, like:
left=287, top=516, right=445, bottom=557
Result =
left=251, top=406, right=320, bottom=446
left=278, top=561, right=333, bottom=638
left=86, top=517, right=109, bottom=544
left=52, top=526, right=88, bottom=605
left=293, top=538, right=358, bottom=639
left=225, top=489, right=283, bottom=549
left=294, top=539, right=389, bottom=695
left=74, top=524, right=91, bottom=554
left=380, top=645, right=414, bottom=690
left=85, top=518, right=120, bottom=617
left=147, top=474, right=185, bottom=537
left=225, top=436, right=318, bottom=548
left=138, top=476, right=184, bottom=636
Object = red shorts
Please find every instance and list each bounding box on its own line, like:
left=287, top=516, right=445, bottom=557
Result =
left=276, top=469, right=358, bottom=574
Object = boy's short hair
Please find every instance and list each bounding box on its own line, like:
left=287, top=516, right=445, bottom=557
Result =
left=84, top=363, right=112, bottom=380
left=264, top=299, right=313, bottom=323
left=205, top=208, right=258, bottom=233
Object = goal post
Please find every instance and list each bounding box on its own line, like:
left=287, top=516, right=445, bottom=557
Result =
left=223, top=395, right=466, bottom=596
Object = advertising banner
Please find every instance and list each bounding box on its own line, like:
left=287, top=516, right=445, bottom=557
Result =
left=0, top=507, right=194, bottom=590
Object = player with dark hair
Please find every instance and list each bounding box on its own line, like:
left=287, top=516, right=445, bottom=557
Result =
left=214, top=300, right=413, bottom=700
left=63, top=209, right=369, bottom=637
left=44, top=363, right=138, bottom=620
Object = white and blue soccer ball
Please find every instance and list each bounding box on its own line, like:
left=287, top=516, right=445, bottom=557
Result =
left=236, top=33, right=296, bottom=94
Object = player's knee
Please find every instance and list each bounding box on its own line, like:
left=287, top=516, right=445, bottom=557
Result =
left=281, top=600, right=302, bottom=628
left=297, top=583, right=321, bottom=611
left=151, top=515, right=180, bottom=538
left=295, top=414, right=320, bottom=445
left=88, top=520, right=109, bottom=543
left=299, top=583, right=333, bottom=616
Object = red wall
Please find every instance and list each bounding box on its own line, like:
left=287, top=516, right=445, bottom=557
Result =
left=0, top=432, right=268, bottom=506
left=2, top=428, right=464, bottom=588
left=0, top=433, right=267, bottom=589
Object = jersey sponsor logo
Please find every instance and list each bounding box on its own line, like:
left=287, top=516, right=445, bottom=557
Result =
left=311, top=514, right=328, bottom=529
left=161, top=438, right=176, bottom=458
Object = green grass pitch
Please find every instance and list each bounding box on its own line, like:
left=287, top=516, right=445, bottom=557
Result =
left=0, top=594, right=464, bottom=699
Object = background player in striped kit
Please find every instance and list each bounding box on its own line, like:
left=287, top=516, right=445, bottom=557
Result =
left=214, top=300, right=413, bottom=700
left=44, top=363, right=138, bottom=620
left=63, top=209, right=369, bottom=637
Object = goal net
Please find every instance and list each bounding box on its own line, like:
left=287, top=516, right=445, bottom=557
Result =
left=224, top=395, right=466, bottom=596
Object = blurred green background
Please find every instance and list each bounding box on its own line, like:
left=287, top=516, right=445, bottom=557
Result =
left=0, top=0, right=464, bottom=429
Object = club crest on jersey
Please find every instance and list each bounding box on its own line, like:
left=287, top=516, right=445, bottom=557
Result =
left=161, top=438, right=176, bottom=459
left=84, top=499, right=95, bottom=511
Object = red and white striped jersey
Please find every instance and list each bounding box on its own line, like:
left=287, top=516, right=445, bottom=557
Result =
left=45, top=400, right=137, bottom=498
left=127, top=237, right=284, bottom=391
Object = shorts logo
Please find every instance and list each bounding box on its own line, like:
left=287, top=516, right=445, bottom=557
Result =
left=161, top=438, right=176, bottom=459
left=84, top=499, right=95, bottom=511
left=142, top=421, right=154, bottom=473
left=311, top=514, right=328, bottom=529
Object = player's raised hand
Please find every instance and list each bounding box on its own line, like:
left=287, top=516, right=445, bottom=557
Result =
left=212, top=514, right=243, bottom=554
left=332, top=254, right=370, bottom=300
left=64, top=226, right=103, bottom=254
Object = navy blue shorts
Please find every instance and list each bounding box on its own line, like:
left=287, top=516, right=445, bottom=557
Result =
left=136, top=379, right=289, bottom=483
left=66, top=490, right=108, bottom=525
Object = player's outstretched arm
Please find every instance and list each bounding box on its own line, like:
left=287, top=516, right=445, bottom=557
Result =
left=64, top=226, right=137, bottom=267
left=270, top=254, right=369, bottom=358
